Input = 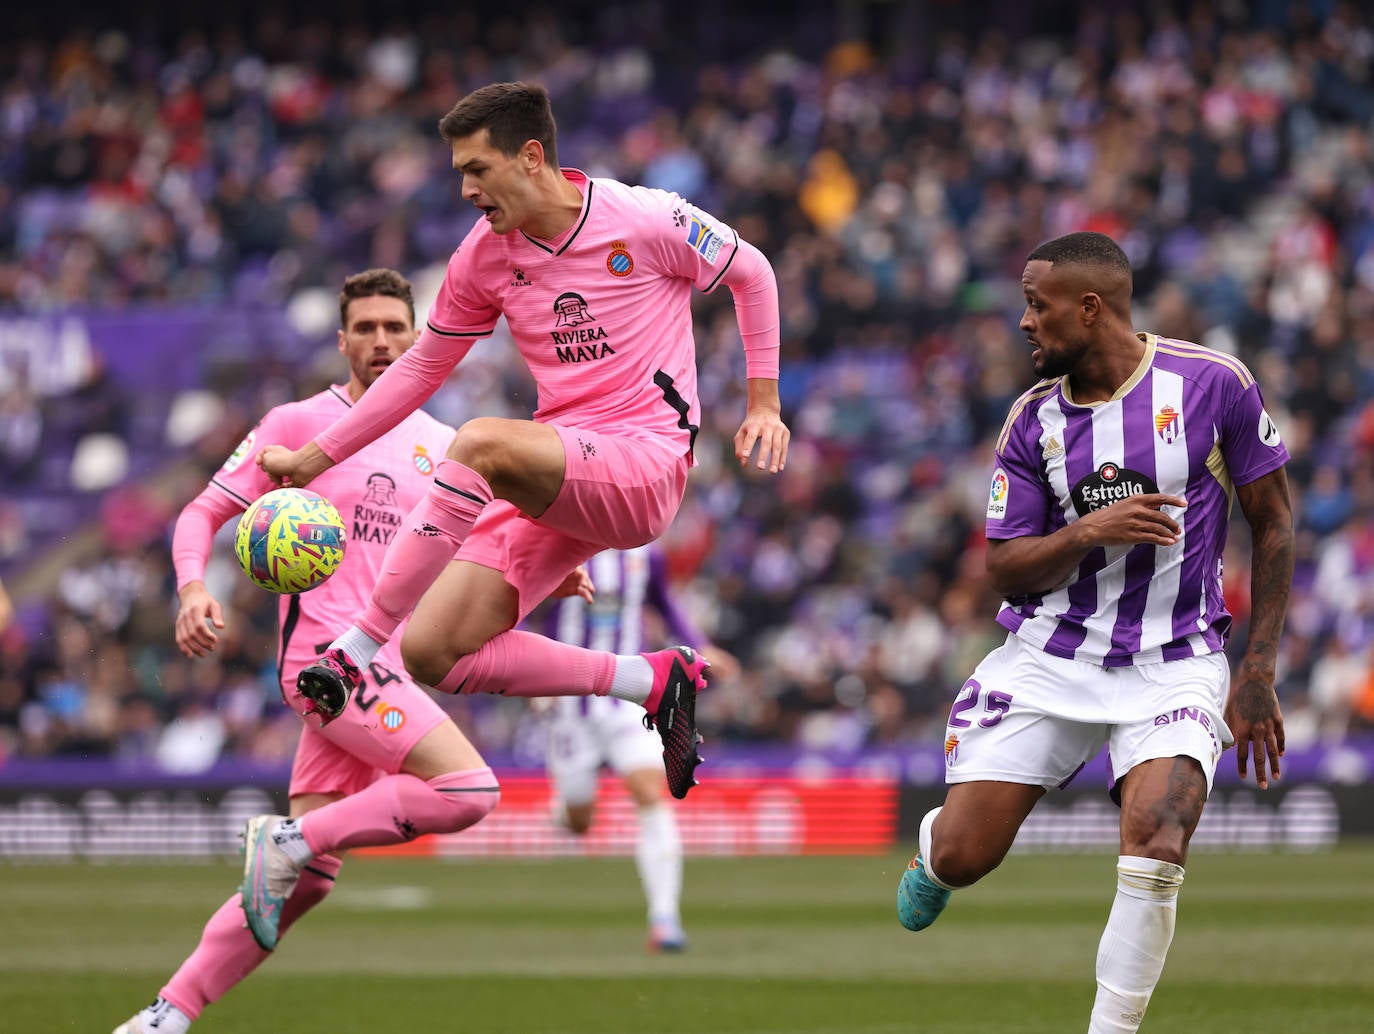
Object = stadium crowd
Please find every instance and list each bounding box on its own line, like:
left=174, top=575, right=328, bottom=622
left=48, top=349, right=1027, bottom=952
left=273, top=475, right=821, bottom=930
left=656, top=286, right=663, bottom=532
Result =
left=3, top=0, right=1374, bottom=769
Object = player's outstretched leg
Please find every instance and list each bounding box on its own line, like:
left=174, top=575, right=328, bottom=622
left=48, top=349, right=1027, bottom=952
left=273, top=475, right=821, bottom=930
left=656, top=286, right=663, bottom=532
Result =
left=295, top=649, right=364, bottom=725
left=641, top=647, right=708, bottom=800
left=239, top=815, right=305, bottom=950
left=897, top=806, right=953, bottom=932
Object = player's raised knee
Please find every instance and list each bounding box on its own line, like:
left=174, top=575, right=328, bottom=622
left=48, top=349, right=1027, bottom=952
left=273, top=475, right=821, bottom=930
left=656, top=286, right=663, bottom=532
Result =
left=445, top=417, right=512, bottom=470
left=400, top=633, right=460, bottom=689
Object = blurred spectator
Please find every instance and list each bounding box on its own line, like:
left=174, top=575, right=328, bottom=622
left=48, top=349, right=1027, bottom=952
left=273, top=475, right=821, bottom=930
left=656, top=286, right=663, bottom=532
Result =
left=3, top=0, right=1374, bottom=763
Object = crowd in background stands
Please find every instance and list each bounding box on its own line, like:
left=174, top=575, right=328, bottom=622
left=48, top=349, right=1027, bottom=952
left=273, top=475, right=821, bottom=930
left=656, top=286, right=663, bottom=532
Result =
left=3, top=0, right=1374, bottom=769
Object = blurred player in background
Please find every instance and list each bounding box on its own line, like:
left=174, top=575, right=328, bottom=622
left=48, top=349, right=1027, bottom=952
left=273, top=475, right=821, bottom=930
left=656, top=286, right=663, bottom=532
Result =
left=0, top=576, right=12, bottom=633
left=114, top=270, right=501, bottom=1034
left=896, top=232, right=1294, bottom=1034
left=536, top=544, right=739, bottom=952
left=257, top=82, right=787, bottom=846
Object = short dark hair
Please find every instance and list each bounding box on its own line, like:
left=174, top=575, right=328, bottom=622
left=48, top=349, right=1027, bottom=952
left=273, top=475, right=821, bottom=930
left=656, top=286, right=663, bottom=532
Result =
left=1027, top=231, right=1131, bottom=278
left=438, top=81, right=559, bottom=167
left=339, top=268, right=415, bottom=329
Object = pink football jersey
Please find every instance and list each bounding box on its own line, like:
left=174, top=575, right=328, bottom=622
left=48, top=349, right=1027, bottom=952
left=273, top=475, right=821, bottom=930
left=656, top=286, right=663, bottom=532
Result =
left=426, top=169, right=742, bottom=459
left=211, top=386, right=452, bottom=670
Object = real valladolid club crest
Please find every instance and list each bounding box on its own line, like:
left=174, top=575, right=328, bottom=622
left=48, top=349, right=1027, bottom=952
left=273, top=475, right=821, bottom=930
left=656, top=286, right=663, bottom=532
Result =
left=1155, top=405, right=1181, bottom=443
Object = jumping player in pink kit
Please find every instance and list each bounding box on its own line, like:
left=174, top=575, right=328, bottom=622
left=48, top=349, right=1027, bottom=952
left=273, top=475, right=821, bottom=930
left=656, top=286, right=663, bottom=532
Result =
left=113, top=270, right=501, bottom=1034
left=253, top=82, right=788, bottom=950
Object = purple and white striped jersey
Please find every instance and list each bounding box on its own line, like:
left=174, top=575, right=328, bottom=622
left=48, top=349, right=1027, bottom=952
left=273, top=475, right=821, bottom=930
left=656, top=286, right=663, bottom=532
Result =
left=542, top=544, right=707, bottom=719
left=985, top=333, right=1289, bottom=668
left=547, top=544, right=704, bottom=654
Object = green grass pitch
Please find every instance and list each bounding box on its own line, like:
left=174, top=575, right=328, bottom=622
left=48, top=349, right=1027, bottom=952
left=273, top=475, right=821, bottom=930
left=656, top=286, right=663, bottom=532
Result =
left=4, top=847, right=1372, bottom=1033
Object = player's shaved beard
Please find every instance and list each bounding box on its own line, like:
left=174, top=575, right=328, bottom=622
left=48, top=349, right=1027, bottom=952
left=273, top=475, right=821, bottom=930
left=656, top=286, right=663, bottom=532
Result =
left=1033, top=332, right=1091, bottom=379
left=354, top=356, right=393, bottom=389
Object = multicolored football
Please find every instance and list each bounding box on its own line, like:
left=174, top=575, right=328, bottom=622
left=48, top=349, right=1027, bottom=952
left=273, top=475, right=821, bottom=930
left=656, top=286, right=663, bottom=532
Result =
left=234, top=488, right=346, bottom=594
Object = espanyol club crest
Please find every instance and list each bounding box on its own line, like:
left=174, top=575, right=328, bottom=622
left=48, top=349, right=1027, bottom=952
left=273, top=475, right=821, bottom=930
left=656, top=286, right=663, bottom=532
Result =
left=606, top=241, right=634, bottom=277
left=376, top=703, right=406, bottom=731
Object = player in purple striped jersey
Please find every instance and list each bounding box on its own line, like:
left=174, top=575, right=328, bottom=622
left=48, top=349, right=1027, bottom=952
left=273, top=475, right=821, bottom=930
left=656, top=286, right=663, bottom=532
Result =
left=535, top=544, right=736, bottom=952
left=897, top=232, right=1293, bottom=1034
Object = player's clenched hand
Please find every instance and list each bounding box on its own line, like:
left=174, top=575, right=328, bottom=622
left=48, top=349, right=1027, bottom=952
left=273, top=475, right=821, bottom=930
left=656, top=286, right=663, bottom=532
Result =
left=256, top=441, right=333, bottom=488
left=1224, top=660, right=1285, bottom=790
left=175, top=581, right=224, bottom=658
left=735, top=409, right=790, bottom=473
left=1077, top=493, right=1186, bottom=548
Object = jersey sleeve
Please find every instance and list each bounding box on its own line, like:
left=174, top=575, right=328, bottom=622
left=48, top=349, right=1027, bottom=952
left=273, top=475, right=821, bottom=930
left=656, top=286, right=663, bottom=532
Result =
left=653, top=195, right=743, bottom=294
left=209, top=408, right=291, bottom=508
left=1216, top=379, right=1290, bottom=486
left=172, top=487, right=247, bottom=590
left=175, top=407, right=292, bottom=590
left=314, top=329, right=468, bottom=463
left=426, top=237, right=500, bottom=339
left=985, top=412, right=1053, bottom=540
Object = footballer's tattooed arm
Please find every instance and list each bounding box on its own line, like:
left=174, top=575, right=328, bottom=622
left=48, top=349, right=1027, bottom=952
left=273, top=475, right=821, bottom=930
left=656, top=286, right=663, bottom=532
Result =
left=1228, top=467, right=1295, bottom=789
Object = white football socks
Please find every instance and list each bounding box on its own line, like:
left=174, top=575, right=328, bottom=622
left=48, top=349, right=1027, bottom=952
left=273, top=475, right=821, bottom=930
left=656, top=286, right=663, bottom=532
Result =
left=138, top=996, right=192, bottom=1034
left=635, top=803, right=683, bottom=925
left=332, top=627, right=384, bottom=670
left=270, top=818, right=315, bottom=866
left=1088, top=855, right=1185, bottom=1033
left=917, top=806, right=956, bottom=890
left=608, top=655, right=652, bottom=705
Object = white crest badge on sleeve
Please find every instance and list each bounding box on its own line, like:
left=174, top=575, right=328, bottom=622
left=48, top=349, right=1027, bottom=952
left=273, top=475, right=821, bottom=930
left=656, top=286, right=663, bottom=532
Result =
left=1258, top=409, right=1282, bottom=447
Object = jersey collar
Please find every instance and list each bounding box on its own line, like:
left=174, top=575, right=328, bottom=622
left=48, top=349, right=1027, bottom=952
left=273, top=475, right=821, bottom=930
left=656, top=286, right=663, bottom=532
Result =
left=520, top=169, right=593, bottom=256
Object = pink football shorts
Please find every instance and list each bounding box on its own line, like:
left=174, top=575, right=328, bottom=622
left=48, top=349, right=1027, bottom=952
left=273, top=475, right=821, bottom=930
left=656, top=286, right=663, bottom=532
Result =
left=457, top=423, right=689, bottom=621
left=285, top=650, right=449, bottom=798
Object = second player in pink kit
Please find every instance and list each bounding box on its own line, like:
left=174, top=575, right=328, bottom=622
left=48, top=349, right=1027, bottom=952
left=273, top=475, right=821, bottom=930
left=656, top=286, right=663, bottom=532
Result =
left=115, top=270, right=501, bottom=1034
left=253, top=82, right=789, bottom=948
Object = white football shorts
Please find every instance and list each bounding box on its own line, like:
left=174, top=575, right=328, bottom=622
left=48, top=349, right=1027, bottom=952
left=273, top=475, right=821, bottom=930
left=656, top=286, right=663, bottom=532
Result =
left=545, top=695, right=663, bottom=805
left=942, top=633, right=1233, bottom=796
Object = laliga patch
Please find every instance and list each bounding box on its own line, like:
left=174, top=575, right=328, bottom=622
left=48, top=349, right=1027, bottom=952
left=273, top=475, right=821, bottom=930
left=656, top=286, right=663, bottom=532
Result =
left=1258, top=409, right=1281, bottom=447
left=685, top=208, right=725, bottom=265
left=222, top=429, right=256, bottom=474
left=986, top=467, right=1010, bottom=519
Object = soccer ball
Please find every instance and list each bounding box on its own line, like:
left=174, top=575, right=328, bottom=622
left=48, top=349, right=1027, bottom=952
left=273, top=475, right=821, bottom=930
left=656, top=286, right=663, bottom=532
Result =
left=234, top=487, right=347, bottom=594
